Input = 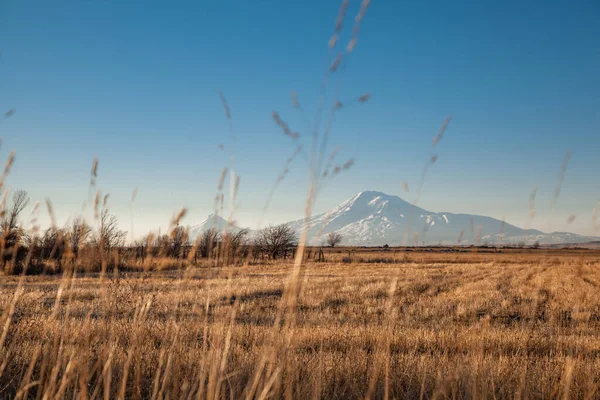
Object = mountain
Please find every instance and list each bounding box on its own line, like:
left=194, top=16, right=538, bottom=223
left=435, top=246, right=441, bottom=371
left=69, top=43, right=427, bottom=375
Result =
left=189, top=214, right=245, bottom=239
left=286, top=191, right=597, bottom=246
left=191, top=191, right=597, bottom=246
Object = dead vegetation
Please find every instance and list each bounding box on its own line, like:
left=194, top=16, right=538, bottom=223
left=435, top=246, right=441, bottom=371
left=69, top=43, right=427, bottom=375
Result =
left=1, top=0, right=596, bottom=398
left=1, top=250, right=600, bottom=399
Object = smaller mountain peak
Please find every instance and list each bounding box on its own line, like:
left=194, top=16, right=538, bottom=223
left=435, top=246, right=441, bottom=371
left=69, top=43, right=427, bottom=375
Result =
left=190, top=213, right=246, bottom=238
left=356, top=190, right=388, bottom=198
left=351, top=190, right=410, bottom=204
left=202, top=213, right=227, bottom=222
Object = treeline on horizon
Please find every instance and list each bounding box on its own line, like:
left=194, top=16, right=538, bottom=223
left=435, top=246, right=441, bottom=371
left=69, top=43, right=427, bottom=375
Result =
left=1, top=189, right=555, bottom=276
left=0, top=190, right=313, bottom=276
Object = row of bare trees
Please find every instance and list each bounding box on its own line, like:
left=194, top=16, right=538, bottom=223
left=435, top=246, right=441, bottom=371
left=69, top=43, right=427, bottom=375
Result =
left=0, top=189, right=344, bottom=274
left=0, top=190, right=129, bottom=274
left=133, top=226, right=251, bottom=261
left=133, top=224, right=300, bottom=264
left=0, top=190, right=30, bottom=271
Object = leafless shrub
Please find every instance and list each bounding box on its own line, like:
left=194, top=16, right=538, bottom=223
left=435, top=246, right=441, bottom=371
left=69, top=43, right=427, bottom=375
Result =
left=222, top=228, right=249, bottom=263
left=198, top=228, right=221, bottom=258
left=326, top=231, right=343, bottom=247
left=0, top=189, right=29, bottom=246
left=39, top=226, right=67, bottom=262
left=84, top=210, right=127, bottom=272
left=68, top=217, right=92, bottom=258
left=169, top=225, right=189, bottom=259
left=254, top=224, right=298, bottom=259
left=0, top=189, right=30, bottom=272
left=92, top=210, right=127, bottom=252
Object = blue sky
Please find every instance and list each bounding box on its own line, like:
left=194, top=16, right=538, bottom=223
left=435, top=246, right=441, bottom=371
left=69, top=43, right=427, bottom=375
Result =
left=1, top=0, right=599, bottom=237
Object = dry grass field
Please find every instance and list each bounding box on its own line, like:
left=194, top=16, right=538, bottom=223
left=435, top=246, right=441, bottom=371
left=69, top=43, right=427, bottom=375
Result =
left=2, top=248, right=600, bottom=399
left=3, top=0, right=598, bottom=398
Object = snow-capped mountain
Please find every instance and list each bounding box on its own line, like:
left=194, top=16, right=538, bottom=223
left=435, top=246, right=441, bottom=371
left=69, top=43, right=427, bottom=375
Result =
left=191, top=191, right=597, bottom=246
left=189, top=214, right=244, bottom=239
left=286, top=191, right=597, bottom=246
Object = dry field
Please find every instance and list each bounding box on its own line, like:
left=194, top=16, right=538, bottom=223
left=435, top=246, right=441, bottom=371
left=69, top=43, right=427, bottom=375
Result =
left=1, top=249, right=600, bottom=399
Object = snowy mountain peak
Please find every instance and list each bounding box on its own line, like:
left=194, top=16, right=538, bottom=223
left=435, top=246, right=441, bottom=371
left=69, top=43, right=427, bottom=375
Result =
left=199, top=213, right=228, bottom=227
left=349, top=190, right=408, bottom=206
left=189, top=214, right=241, bottom=238
left=286, top=191, right=597, bottom=246
left=331, top=191, right=418, bottom=216
left=190, top=191, right=597, bottom=246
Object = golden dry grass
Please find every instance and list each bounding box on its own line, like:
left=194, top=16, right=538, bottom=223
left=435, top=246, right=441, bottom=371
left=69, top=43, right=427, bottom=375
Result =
left=4, top=0, right=591, bottom=398
left=2, top=249, right=600, bottom=399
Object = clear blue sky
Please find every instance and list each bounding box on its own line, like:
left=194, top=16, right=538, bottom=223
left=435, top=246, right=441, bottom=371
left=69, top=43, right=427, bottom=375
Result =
left=1, top=0, right=599, bottom=237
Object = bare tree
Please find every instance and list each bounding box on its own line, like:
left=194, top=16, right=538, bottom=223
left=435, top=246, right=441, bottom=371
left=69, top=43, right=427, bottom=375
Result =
left=68, top=217, right=92, bottom=257
left=92, top=210, right=127, bottom=252
left=134, top=232, right=166, bottom=258
left=198, top=228, right=220, bottom=258
left=133, top=235, right=148, bottom=259
left=254, top=224, right=298, bottom=259
left=154, top=234, right=171, bottom=256
left=222, top=228, right=249, bottom=262
left=0, top=190, right=30, bottom=270
left=39, top=226, right=67, bottom=262
left=0, top=190, right=30, bottom=248
left=326, top=231, right=343, bottom=248
left=169, top=225, right=189, bottom=258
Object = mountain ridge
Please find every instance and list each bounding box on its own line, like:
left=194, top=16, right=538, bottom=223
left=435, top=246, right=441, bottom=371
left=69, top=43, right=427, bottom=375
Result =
left=191, top=191, right=597, bottom=246
left=189, top=213, right=245, bottom=239
left=285, top=190, right=595, bottom=246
